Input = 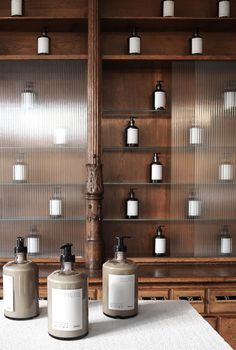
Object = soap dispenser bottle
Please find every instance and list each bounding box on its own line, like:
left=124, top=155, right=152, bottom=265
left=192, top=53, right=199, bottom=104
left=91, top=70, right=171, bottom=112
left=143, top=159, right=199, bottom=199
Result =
left=153, top=80, right=166, bottom=110
left=187, top=190, right=201, bottom=219
left=150, top=153, right=163, bottom=183
left=125, top=117, right=139, bottom=147
left=153, top=225, right=166, bottom=256
left=47, top=244, right=88, bottom=340
left=190, top=28, right=203, bottom=55
left=128, top=27, right=141, bottom=55
left=126, top=188, right=139, bottom=219
left=3, top=237, right=39, bottom=320
left=220, top=225, right=232, bottom=256
left=37, top=28, right=50, bottom=55
left=103, top=236, right=138, bottom=318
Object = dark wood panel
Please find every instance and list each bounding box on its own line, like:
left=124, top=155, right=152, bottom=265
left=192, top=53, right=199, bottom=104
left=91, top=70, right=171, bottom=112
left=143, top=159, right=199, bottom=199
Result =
left=219, top=317, right=236, bottom=349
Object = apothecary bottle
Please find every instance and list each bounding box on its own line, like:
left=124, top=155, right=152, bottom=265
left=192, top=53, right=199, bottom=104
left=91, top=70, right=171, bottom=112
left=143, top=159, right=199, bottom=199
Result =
left=53, top=127, right=66, bottom=146
left=187, top=190, right=201, bottom=219
left=218, top=0, right=230, bottom=18
left=13, top=153, right=28, bottom=183
left=224, top=81, right=236, bottom=110
left=153, top=225, right=166, bottom=256
left=190, top=28, right=203, bottom=55
left=37, top=28, right=50, bottom=55
left=219, top=157, right=233, bottom=182
left=220, top=225, right=232, bottom=256
left=150, top=153, right=163, bottom=183
left=11, top=0, right=23, bottom=16
left=21, top=81, right=36, bottom=109
left=189, top=123, right=202, bottom=145
left=26, top=225, right=40, bottom=256
left=125, top=117, right=139, bottom=147
left=128, top=27, right=141, bottom=55
left=126, top=189, right=139, bottom=219
left=162, top=0, right=174, bottom=17
left=153, top=80, right=166, bottom=110
left=49, top=188, right=62, bottom=218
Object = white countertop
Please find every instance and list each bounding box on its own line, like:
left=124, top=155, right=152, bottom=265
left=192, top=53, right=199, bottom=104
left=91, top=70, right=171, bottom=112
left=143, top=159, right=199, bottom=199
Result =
left=0, top=300, right=232, bottom=350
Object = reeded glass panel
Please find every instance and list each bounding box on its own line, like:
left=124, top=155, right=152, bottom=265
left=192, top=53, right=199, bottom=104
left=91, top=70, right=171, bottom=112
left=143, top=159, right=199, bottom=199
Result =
left=171, top=62, right=236, bottom=257
left=0, top=61, right=87, bottom=257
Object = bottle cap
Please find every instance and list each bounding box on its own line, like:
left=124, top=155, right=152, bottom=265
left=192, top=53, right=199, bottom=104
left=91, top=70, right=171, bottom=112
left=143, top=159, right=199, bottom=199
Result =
left=156, top=81, right=164, bottom=90
left=193, top=28, right=200, bottom=36
left=156, top=225, right=164, bottom=235
left=129, top=188, right=136, bottom=198
left=129, top=117, right=135, bottom=125
left=114, top=236, right=131, bottom=252
left=41, top=27, right=48, bottom=36
left=153, top=153, right=160, bottom=161
left=14, top=237, right=27, bottom=254
left=60, top=243, right=75, bottom=263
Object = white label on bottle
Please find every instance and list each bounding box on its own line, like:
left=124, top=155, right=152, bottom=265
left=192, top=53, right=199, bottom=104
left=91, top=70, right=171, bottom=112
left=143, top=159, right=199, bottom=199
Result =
left=11, top=0, right=22, bottom=16
left=38, top=37, right=49, bottom=54
left=50, top=199, right=62, bottom=216
left=224, top=91, right=236, bottom=110
left=154, top=91, right=166, bottom=110
left=155, top=238, right=166, bottom=254
left=163, top=1, right=174, bottom=17
left=13, top=164, right=27, bottom=181
left=221, top=237, right=232, bottom=254
left=3, top=274, right=14, bottom=312
left=219, top=1, right=230, bottom=17
left=53, top=128, right=66, bottom=145
left=151, top=164, right=162, bottom=181
left=191, top=37, right=203, bottom=54
left=190, top=126, right=202, bottom=145
left=52, top=288, right=83, bottom=331
left=108, top=274, right=135, bottom=311
left=27, top=237, right=40, bottom=254
left=219, top=163, right=233, bottom=181
left=188, top=199, right=201, bottom=217
left=127, top=200, right=138, bottom=216
left=129, top=37, right=141, bottom=54
left=127, top=128, right=138, bottom=145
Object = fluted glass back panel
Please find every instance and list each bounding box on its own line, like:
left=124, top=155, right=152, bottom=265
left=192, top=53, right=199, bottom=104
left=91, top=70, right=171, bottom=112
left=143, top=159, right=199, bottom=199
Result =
left=171, top=62, right=236, bottom=257
left=0, top=61, right=87, bottom=257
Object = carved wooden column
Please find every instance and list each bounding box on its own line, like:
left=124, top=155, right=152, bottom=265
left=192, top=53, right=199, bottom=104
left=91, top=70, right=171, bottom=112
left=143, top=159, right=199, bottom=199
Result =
left=86, top=0, right=103, bottom=270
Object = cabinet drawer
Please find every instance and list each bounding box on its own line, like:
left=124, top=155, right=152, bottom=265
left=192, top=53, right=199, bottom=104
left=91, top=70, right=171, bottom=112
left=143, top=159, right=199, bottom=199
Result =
left=172, top=289, right=205, bottom=313
left=138, top=289, right=169, bottom=300
left=220, top=317, right=236, bottom=349
left=209, top=289, right=236, bottom=313
left=204, top=317, right=217, bottom=330
left=88, top=288, right=97, bottom=300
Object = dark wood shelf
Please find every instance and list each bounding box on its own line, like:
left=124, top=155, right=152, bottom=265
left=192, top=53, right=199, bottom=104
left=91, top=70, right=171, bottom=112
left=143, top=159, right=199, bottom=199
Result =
left=0, top=54, right=88, bottom=60
left=102, top=109, right=171, bottom=118
left=103, top=218, right=236, bottom=223
left=101, top=17, right=236, bottom=32
left=0, top=17, right=87, bottom=31
left=103, top=54, right=236, bottom=62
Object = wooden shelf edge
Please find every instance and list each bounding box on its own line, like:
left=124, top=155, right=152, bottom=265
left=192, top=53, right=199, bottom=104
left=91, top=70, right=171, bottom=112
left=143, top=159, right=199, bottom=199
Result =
left=0, top=55, right=88, bottom=61
left=131, top=257, right=236, bottom=264
left=103, top=55, right=236, bottom=61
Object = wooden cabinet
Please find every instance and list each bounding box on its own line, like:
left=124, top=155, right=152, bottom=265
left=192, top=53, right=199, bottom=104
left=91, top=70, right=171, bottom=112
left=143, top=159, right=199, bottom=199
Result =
left=219, top=317, right=236, bottom=349
left=172, top=288, right=205, bottom=313
left=208, top=288, right=236, bottom=314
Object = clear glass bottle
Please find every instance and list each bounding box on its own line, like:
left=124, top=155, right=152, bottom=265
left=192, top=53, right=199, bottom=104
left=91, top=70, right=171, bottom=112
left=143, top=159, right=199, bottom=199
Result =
left=13, top=153, right=28, bottom=183
left=187, top=190, right=201, bottom=219
left=218, top=0, right=230, bottom=18
left=150, top=153, right=163, bottom=183
left=189, top=123, right=202, bottom=145
left=153, top=225, right=166, bottom=256
left=103, top=236, right=138, bottom=318
left=162, top=0, right=174, bottom=17
left=153, top=80, right=166, bottom=110
left=190, top=28, right=203, bottom=55
left=49, top=187, right=62, bottom=218
left=37, top=28, right=50, bottom=55
left=26, top=225, right=40, bottom=255
left=128, top=27, right=141, bottom=55
left=125, top=117, right=139, bottom=147
left=220, top=225, right=232, bottom=256
left=21, top=81, right=36, bottom=109
left=126, top=188, right=139, bottom=219
left=11, top=0, right=23, bottom=16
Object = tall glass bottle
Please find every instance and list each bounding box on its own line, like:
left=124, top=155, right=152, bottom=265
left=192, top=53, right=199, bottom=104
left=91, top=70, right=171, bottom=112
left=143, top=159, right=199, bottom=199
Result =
left=49, top=187, right=62, bottom=218
left=125, top=117, right=139, bottom=147
left=220, top=225, right=232, bottom=256
left=128, top=27, right=141, bottom=55
left=13, top=153, right=28, bottom=183
left=126, top=188, right=139, bottom=219
left=103, top=236, right=138, bottom=318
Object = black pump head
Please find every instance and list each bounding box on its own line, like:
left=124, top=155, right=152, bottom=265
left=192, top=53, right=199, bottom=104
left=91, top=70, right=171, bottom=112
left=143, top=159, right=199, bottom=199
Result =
left=60, top=243, right=75, bottom=263
left=114, top=236, right=131, bottom=253
left=14, top=236, right=27, bottom=254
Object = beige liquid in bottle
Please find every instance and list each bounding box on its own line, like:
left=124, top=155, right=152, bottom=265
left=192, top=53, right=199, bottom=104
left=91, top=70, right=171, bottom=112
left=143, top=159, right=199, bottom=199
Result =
left=47, top=244, right=88, bottom=340
left=103, top=236, right=138, bottom=318
left=3, top=237, right=39, bottom=320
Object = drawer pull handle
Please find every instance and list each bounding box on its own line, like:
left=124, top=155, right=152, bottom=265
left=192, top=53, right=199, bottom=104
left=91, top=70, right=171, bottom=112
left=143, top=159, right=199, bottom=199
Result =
left=142, top=297, right=166, bottom=301
left=215, top=296, right=236, bottom=302
left=179, top=296, right=203, bottom=302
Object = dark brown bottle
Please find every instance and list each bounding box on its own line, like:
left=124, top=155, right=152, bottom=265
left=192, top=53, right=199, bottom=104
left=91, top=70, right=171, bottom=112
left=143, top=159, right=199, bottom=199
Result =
left=125, top=117, right=139, bottom=147
left=150, top=153, right=163, bottom=183
left=126, top=189, right=139, bottom=219
left=153, top=225, right=166, bottom=256
left=190, top=28, right=203, bottom=55
left=128, top=27, right=141, bottom=55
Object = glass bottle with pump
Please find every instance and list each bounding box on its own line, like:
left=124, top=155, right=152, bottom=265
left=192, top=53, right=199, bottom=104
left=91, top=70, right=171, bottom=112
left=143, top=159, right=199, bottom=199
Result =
left=26, top=225, right=40, bottom=256
left=153, top=225, right=166, bottom=256
left=125, top=117, right=139, bottom=147
left=150, top=153, right=163, bottom=183
left=220, top=225, right=232, bottom=256
left=187, top=190, right=201, bottom=219
left=3, top=237, right=39, bottom=319
left=13, top=153, right=28, bottom=183
left=189, top=123, right=202, bottom=145
left=11, top=0, right=23, bottom=16
left=47, top=244, right=88, bottom=339
left=153, top=80, right=166, bottom=110
left=218, top=0, right=230, bottom=18
left=128, top=27, right=141, bottom=55
left=190, top=28, right=203, bottom=55
left=126, top=188, right=139, bottom=219
left=49, top=187, right=62, bottom=218
left=162, top=0, right=174, bottom=17
left=219, top=155, right=233, bottom=182
left=103, top=236, right=138, bottom=318
left=37, top=28, right=50, bottom=55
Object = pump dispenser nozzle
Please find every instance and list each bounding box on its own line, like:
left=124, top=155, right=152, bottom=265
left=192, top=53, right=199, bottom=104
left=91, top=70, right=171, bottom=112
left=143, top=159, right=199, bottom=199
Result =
left=114, top=236, right=131, bottom=252
left=157, top=225, right=164, bottom=236
left=60, top=243, right=75, bottom=263
left=156, top=81, right=164, bottom=90
left=14, top=236, right=27, bottom=254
